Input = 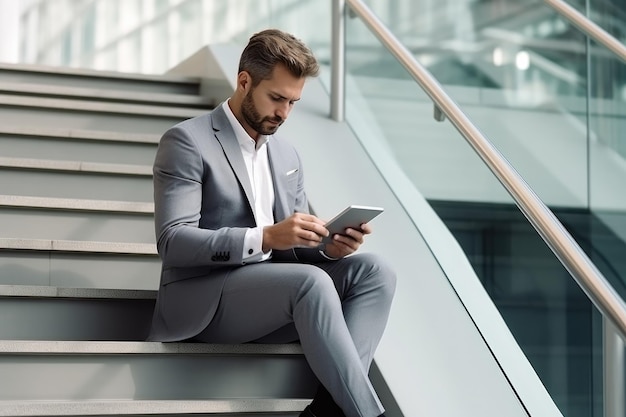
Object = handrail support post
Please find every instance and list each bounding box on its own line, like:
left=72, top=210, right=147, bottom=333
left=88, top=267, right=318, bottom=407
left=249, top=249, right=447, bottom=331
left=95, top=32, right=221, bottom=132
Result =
left=331, top=0, right=346, bottom=122
left=434, top=104, right=446, bottom=122
left=604, top=317, right=625, bottom=417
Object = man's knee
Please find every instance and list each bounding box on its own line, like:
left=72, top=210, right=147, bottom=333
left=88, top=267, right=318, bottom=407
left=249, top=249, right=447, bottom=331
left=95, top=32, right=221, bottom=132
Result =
left=296, top=265, right=339, bottom=301
left=353, top=253, right=397, bottom=297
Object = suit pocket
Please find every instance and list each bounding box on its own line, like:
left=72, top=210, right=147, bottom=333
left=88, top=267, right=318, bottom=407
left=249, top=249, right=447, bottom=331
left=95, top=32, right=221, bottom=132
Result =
left=283, top=171, right=299, bottom=201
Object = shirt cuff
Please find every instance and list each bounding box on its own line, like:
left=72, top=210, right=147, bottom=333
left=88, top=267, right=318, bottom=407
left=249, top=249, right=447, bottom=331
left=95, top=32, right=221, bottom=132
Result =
left=319, top=249, right=339, bottom=261
left=243, top=227, right=270, bottom=262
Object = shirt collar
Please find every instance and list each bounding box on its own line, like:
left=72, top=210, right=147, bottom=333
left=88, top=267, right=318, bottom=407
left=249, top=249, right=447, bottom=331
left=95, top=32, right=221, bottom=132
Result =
left=222, top=100, right=270, bottom=151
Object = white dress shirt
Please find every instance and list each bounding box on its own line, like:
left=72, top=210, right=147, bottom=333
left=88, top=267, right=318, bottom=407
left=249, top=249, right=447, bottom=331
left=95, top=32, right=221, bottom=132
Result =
left=222, top=101, right=275, bottom=262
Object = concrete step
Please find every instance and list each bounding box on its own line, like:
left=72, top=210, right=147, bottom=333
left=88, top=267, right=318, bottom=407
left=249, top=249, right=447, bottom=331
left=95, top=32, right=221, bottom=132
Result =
left=0, top=162, right=152, bottom=202
left=0, top=239, right=159, bottom=290
left=0, top=157, right=152, bottom=176
left=0, top=126, right=159, bottom=144
left=0, top=81, right=213, bottom=109
left=0, top=62, right=202, bottom=96
left=0, top=196, right=154, bottom=244
left=0, top=127, right=158, bottom=167
left=0, top=195, right=153, bottom=214
left=0, top=399, right=307, bottom=416
left=0, top=94, right=204, bottom=135
left=0, top=285, right=155, bottom=341
left=0, top=238, right=156, bottom=255
left=0, top=340, right=316, bottom=404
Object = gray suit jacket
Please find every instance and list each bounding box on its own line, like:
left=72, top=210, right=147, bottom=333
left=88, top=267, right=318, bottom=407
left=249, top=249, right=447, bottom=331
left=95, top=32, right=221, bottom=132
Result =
left=147, top=104, right=327, bottom=342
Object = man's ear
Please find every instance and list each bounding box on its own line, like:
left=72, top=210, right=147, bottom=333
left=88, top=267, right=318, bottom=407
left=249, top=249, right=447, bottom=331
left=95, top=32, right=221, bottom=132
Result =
left=237, top=71, right=252, bottom=93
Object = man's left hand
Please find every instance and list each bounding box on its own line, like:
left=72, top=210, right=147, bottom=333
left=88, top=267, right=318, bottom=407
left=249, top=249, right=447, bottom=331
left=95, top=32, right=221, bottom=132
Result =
left=323, top=223, right=372, bottom=259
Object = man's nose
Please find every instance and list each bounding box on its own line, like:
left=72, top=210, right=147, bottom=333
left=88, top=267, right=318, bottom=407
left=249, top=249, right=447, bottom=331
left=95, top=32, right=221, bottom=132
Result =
left=275, top=102, right=291, bottom=119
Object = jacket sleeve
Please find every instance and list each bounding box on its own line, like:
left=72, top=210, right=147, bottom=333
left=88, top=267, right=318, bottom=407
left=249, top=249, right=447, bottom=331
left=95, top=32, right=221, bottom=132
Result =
left=153, top=123, right=247, bottom=268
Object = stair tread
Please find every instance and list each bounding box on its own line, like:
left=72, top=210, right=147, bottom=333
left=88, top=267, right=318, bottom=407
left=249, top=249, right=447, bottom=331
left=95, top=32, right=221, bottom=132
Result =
left=0, top=81, right=213, bottom=107
left=0, top=284, right=156, bottom=300
left=0, top=195, right=154, bottom=213
left=0, top=62, right=202, bottom=84
left=0, top=237, right=157, bottom=255
left=0, top=398, right=309, bottom=416
left=0, top=94, right=206, bottom=118
left=0, top=156, right=152, bottom=176
left=0, top=340, right=304, bottom=355
left=0, top=126, right=159, bottom=144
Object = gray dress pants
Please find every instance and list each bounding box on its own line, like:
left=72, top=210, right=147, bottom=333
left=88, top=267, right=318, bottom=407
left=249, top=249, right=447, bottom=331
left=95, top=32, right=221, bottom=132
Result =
left=195, top=252, right=396, bottom=417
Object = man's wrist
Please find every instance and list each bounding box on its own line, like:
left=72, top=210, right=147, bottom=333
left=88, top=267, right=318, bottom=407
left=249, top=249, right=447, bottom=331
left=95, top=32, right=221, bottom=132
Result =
left=319, top=249, right=339, bottom=261
left=261, top=226, right=272, bottom=253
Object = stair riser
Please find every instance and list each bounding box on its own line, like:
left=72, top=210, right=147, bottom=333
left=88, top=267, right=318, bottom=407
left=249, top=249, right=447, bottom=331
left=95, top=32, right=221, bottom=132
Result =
left=0, top=70, right=200, bottom=95
left=0, top=170, right=153, bottom=202
left=0, top=135, right=157, bottom=166
left=0, top=355, right=316, bottom=401
left=0, top=298, right=154, bottom=341
left=0, top=209, right=155, bottom=244
left=0, top=252, right=160, bottom=290
left=0, top=106, right=185, bottom=135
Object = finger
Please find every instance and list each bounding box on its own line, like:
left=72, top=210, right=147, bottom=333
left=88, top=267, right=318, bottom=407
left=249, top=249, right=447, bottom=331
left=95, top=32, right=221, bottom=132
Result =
left=301, top=220, right=329, bottom=237
left=343, top=228, right=365, bottom=244
left=332, top=233, right=359, bottom=251
left=294, top=233, right=322, bottom=248
left=315, top=223, right=330, bottom=237
left=359, top=223, right=372, bottom=235
left=310, top=216, right=326, bottom=226
left=294, top=212, right=325, bottom=225
left=299, top=229, right=324, bottom=243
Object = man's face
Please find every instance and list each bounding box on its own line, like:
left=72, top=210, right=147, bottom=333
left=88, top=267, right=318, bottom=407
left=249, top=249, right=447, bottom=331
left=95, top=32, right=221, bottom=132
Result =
left=241, top=64, right=306, bottom=138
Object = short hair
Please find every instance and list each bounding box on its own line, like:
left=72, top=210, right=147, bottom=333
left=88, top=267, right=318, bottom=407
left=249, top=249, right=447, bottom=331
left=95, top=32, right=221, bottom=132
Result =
left=238, top=29, right=320, bottom=86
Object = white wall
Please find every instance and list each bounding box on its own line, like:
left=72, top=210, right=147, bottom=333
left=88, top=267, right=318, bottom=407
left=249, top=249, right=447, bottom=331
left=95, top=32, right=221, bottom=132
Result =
left=0, top=0, right=20, bottom=63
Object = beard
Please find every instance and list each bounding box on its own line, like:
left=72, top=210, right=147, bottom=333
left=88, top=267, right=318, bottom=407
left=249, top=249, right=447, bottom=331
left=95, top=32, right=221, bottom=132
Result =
left=241, top=91, right=283, bottom=136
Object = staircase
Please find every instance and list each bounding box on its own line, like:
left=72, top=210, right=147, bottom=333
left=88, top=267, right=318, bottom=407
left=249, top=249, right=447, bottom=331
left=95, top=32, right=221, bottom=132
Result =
left=0, top=63, right=316, bottom=416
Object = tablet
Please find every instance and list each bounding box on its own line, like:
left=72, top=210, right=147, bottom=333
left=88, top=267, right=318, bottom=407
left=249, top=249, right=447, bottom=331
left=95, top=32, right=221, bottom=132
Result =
left=322, top=205, right=384, bottom=243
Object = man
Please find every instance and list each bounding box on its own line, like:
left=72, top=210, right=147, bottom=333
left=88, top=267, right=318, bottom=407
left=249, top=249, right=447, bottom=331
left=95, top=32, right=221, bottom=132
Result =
left=148, top=29, right=396, bottom=417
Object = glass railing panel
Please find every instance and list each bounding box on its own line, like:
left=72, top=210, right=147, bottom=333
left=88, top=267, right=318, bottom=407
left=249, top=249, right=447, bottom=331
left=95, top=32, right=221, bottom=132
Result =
left=344, top=9, right=602, bottom=417
left=350, top=2, right=626, bottom=301
left=588, top=38, right=626, bottom=299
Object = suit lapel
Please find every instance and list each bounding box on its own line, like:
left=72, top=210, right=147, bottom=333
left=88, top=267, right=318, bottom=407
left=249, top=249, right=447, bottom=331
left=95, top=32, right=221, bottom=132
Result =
left=268, top=140, right=290, bottom=221
left=210, top=105, right=256, bottom=216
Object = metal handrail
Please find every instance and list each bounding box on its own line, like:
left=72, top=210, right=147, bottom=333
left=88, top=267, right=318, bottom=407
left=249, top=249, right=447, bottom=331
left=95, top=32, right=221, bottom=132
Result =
left=545, top=0, right=626, bottom=64
left=333, top=0, right=626, bottom=342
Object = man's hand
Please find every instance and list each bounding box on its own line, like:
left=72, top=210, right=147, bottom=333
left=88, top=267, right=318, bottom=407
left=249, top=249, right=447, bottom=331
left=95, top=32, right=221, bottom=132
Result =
left=323, top=222, right=372, bottom=259
left=263, top=213, right=329, bottom=252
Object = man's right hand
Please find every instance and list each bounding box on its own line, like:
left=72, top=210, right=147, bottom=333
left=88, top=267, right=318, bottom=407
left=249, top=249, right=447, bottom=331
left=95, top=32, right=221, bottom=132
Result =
left=262, top=213, right=329, bottom=252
